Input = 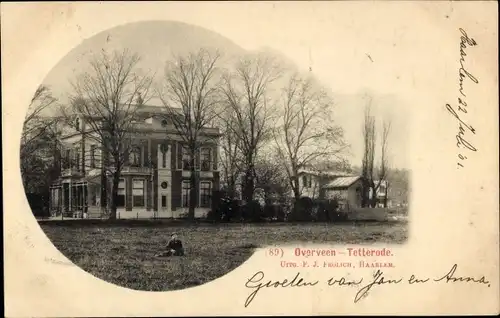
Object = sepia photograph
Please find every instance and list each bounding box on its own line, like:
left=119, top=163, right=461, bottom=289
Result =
left=22, top=19, right=410, bottom=292
left=4, top=2, right=497, bottom=316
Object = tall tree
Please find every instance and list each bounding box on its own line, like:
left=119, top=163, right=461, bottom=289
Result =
left=66, top=49, right=153, bottom=219
left=378, top=119, right=391, bottom=207
left=361, top=96, right=391, bottom=207
left=21, top=85, right=61, bottom=194
left=273, top=73, right=346, bottom=200
left=220, top=53, right=282, bottom=203
left=157, top=49, right=221, bottom=220
left=254, top=155, right=290, bottom=205
left=217, top=104, right=243, bottom=199
left=21, top=86, right=57, bottom=160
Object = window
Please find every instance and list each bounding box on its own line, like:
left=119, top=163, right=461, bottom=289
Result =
left=200, top=182, right=212, bottom=208
left=160, top=144, right=169, bottom=168
left=378, top=185, right=386, bottom=196
left=65, top=149, right=71, bottom=168
left=162, top=150, right=167, bottom=168
left=302, top=175, right=308, bottom=188
left=161, top=119, right=168, bottom=127
left=130, top=146, right=142, bottom=167
left=308, top=176, right=312, bottom=188
left=75, top=118, right=80, bottom=131
left=161, top=181, right=168, bottom=189
left=116, top=179, right=126, bottom=207
left=90, top=145, right=96, bottom=168
left=200, top=148, right=212, bottom=171
left=182, top=181, right=191, bottom=208
left=132, top=179, right=145, bottom=207
left=182, top=147, right=191, bottom=170
left=74, top=147, right=80, bottom=171
left=176, top=143, right=182, bottom=170
left=161, top=195, right=167, bottom=208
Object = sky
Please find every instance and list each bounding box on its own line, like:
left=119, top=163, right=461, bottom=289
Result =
left=40, top=5, right=414, bottom=169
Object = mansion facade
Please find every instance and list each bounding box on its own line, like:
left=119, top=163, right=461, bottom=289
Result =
left=49, top=105, right=220, bottom=219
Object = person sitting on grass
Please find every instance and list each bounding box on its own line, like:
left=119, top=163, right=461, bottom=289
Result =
left=155, top=233, right=184, bottom=257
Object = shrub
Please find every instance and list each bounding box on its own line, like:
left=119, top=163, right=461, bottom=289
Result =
left=275, top=205, right=286, bottom=222
left=288, top=197, right=314, bottom=222
left=207, top=190, right=224, bottom=222
left=206, top=209, right=222, bottom=222
left=315, top=201, right=330, bottom=222
left=220, top=199, right=242, bottom=222
left=316, top=198, right=349, bottom=222
left=242, top=200, right=264, bottom=222
left=27, top=192, right=51, bottom=218
left=263, top=204, right=286, bottom=222
left=263, top=204, right=275, bottom=221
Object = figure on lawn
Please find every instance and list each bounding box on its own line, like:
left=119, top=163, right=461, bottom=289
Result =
left=155, top=233, right=185, bottom=257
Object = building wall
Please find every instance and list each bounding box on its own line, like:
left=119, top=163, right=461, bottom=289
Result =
left=54, top=113, right=220, bottom=218
left=297, top=173, right=322, bottom=199
left=156, top=139, right=172, bottom=216
left=297, top=172, right=336, bottom=199
left=324, top=179, right=363, bottom=209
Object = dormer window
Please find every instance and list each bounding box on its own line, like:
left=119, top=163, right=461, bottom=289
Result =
left=161, top=119, right=168, bottom=127
left=75, top=118, right=80, bottom=131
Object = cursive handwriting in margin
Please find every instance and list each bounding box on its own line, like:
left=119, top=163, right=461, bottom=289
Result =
left=243, top=264, right=491, bottom=307
left=446, top=28, right=479, bottom=169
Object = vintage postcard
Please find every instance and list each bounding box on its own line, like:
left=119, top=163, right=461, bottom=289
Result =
left=2, top=1, right=499, bottom=316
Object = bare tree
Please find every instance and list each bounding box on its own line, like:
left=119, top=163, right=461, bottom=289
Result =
left=66, top=49, right=154, bottom=219
left=217, top=105, right=243, bottom=199
left=157, top=49, right=221, bottom=220
left=273, top=73, right=346, bottom=200
left=220, top=53, right=282, bottom=203
left=21, top=86, right=57, bottom=158
left=254, top=155, right=290, bottom=205
left=378, top=119, right=391, bottom=207
left=20, top=86, right=63, bottom=194
left=361, top=96, right=391, bottom=207
left=361, top=99, right=376, bottom=207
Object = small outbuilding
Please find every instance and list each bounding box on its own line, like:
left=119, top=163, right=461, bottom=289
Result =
left=322, top=176, right=363, bottom=210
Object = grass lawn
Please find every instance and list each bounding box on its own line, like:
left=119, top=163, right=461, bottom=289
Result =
left=40, top=220, right=408, bottom=291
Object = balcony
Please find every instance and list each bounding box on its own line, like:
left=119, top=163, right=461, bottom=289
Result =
left=61, top=168, right=83, bottom=178
left=121, top=166, right=153, bottom=175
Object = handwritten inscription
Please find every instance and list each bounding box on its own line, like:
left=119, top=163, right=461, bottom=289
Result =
left=244, top=271, right=318, bottom=308
left=446, top=28, right=479, bottom=168
left=243, top=264, right=490, bottom=307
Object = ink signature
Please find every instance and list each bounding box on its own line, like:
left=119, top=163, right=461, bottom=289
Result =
left=244, top=271, right=319, bottom=308
left=243, top=264, right=491, bottom=307
left=446, top=28, right=479, bottom=169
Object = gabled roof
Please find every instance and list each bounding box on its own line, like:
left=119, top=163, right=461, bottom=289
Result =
left=323, top=176, right=362, bottom=189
